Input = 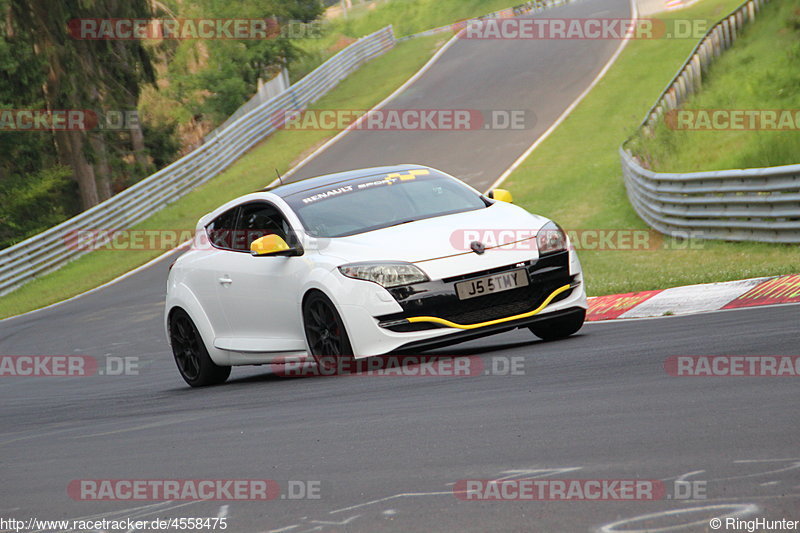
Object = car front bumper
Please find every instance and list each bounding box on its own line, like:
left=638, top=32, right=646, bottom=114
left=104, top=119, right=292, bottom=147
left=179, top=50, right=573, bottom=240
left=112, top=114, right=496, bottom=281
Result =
left=337, top=249, right=587, bottom=357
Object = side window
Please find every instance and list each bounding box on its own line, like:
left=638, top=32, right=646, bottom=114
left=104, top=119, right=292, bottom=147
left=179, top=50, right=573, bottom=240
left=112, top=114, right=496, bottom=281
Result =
left=206, top=207, right=239, bottom=250
left=233, top=202, right=292, bottom=252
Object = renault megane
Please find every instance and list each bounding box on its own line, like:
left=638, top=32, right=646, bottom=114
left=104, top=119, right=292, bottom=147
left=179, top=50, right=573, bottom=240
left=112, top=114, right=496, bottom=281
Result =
left=165, top=164, right=587, bottom=386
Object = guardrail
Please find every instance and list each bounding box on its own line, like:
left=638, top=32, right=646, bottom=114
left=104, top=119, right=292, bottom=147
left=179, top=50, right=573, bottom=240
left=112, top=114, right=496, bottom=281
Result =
left=638, top=0, right=767, bottom=134
left=621, top=149, right=800, bottom=243
left=0, top=26, right=395, bottom=296
left=619, top=0, right=800, bottom=243
left=205, top=68, right=291, bottom=142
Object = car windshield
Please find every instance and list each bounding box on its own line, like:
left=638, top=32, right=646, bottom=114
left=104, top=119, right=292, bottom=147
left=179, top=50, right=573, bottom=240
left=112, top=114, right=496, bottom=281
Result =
left=284, top=170, right=489, bottom=238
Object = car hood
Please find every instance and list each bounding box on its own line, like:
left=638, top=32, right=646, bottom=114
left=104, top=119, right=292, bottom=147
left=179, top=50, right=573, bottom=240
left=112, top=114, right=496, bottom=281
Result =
left=315, top=203, right=552, bottom=279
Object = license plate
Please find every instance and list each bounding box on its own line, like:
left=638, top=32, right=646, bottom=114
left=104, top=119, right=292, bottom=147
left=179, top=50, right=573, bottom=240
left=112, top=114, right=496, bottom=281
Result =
left=455, top=269, right=528, bottom=300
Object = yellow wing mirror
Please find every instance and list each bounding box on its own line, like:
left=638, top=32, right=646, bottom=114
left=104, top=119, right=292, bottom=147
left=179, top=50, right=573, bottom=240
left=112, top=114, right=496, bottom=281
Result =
left=250, top=234, right=300, bottom=257
left=488, top=189, right=513, bottom=203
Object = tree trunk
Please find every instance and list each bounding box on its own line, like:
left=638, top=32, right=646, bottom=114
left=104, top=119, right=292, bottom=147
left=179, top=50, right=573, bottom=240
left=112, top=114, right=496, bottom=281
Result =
left=129, top=114, right=150, bottom=169
left=54, top=130, right=99, bottom=210
left=88, top=132, right=112, bottom=201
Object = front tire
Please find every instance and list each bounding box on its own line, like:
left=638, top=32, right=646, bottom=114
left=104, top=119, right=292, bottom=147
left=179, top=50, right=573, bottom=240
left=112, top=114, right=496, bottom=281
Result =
left=528, top=309, right=586, bottom=341
left=169, top=309, right=231, bottom=387
left=303, top=292, right=354, bottom=374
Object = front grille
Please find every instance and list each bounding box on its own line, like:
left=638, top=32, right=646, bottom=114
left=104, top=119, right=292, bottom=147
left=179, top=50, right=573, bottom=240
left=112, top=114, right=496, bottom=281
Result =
left=441, top=282, right=573, bottom=325
left=378, top=251, right=575, bottom=331
left=382, top=283, right=574, bottom=332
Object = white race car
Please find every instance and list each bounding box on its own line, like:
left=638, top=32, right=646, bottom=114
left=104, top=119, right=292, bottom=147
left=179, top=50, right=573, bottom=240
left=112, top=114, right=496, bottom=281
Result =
left=165, top=165, right=587, bottom=386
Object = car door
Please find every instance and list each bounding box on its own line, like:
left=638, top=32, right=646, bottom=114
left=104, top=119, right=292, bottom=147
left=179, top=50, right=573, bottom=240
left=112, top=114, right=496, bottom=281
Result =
left=184, top=206, right=239, bottom=339
left=212, top=201, right=307, bottom=353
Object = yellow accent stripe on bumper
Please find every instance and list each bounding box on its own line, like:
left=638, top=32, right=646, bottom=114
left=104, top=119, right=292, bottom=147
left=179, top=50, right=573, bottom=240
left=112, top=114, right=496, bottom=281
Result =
left=405, top=284, right=572, bottom=330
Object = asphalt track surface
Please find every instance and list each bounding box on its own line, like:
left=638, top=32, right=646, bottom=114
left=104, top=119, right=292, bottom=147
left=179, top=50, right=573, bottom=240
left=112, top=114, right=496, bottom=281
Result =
left=1, top=0, right=798, bottom=531
left=289, top=0, right=629, bottom=190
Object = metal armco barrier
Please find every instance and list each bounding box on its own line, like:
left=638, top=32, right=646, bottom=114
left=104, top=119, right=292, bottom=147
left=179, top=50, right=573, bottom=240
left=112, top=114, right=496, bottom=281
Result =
left=0, top=26, right=395, bottom=296
left=621, top=148, right=800, bottom=243
left=620, top=0, right=800, bottom=243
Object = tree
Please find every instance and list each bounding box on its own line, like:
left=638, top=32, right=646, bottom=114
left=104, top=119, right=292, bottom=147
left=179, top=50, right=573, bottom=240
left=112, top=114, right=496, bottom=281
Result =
left=9, top=0, right=156, bottom=209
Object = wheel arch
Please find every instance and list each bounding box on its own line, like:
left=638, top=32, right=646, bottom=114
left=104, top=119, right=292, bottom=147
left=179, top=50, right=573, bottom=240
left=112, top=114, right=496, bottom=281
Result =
left=165, top=285, right=231, bottom=366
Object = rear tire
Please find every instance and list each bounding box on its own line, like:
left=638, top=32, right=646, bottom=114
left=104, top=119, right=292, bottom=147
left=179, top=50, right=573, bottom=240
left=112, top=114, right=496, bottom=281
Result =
left=303, top=292, right=354, bottom=374
left=169, top=309, right=231, bottom=387
left=528, top=309, right=586, bottom=341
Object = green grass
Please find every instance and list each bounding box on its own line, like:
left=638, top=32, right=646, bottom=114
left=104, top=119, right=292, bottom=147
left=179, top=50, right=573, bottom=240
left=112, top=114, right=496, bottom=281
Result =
left=502, top=0, right=800, bottom=296
left=291, top=0, right=523, bottom=80
left=0, top=35, right=447, bottom=320
left=328, top=0, right=520, bottom=38
left=629, top=0, right=800, bottom=171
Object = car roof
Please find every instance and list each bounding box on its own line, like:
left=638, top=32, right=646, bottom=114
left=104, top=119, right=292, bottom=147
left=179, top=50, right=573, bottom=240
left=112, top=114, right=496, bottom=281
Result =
left=265, top=164, right=436, bottom=199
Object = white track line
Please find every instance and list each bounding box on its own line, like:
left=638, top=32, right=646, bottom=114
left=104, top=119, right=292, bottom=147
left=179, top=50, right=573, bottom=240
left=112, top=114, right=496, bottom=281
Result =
left=485, top=0, right=638, bottom=193
left=597, top=503, right=759, bottom=533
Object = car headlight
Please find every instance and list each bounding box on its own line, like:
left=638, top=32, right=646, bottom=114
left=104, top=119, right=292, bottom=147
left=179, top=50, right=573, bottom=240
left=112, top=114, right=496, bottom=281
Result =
left=536, top=221, right=568, bottom=255
left=338, top=262, right=429, bottom=288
